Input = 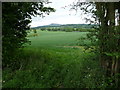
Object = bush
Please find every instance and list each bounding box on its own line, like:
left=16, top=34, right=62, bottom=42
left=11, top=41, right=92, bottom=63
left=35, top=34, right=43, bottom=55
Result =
left=3, top=48, right=105, bottom=88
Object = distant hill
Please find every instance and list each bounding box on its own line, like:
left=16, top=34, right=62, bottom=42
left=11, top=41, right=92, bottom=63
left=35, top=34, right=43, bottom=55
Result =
left=48, top=23, right=62, bottom=26
left=31, top=23, right=97, bottom=29
left=31, top=23, right=62, bottom=29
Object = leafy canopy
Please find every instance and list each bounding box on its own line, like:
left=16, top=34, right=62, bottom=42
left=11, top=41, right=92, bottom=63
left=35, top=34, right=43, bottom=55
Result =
left=2, top=2, right=55, bottom=68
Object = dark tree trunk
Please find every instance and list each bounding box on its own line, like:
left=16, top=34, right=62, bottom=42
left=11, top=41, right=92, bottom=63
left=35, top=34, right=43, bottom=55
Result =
left=95, top=2, right=120, bottom=87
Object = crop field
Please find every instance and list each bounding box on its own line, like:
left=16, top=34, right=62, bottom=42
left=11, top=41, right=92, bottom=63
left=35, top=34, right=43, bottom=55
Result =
left=27, top=30, right=90, bottom=48
left=3, top=30, right=104, bottom=88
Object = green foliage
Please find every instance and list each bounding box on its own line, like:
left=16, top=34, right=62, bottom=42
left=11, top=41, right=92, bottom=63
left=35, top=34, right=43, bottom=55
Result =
left=3, top=47, right=105, bottom=88
left=104, top=52, right=120, bottom=60
left=76, top=36, right=91, bottom=46
left=2, top=2, right=55, bottom=68
left=2, top=31, right=106, bottom=88
left=39, top=27, right=96, bottom=32
left=73, top=2, right=120, bottom=87
left=33, top=29, right=37, bottom=33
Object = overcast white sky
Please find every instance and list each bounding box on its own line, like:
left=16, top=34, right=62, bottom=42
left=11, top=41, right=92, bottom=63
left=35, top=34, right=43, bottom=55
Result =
left=30, top=0, right=90, bottom=27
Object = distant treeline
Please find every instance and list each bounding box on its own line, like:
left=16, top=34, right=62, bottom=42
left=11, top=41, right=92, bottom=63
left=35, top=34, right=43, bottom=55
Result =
left=32, top=24, right=97, bottom=29
left=42, top=27, right=96, bottom=32
left=32, top=27, right=96, bottom=32
left=31, top=24, right=97, bottom=32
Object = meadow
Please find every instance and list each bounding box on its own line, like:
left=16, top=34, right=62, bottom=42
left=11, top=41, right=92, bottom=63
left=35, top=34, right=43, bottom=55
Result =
left=3, top=30, right=106, bottom=88
left=27, top=30, right=90, bottom=47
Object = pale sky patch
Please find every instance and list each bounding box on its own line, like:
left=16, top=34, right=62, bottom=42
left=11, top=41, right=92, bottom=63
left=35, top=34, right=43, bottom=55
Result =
left=30, top=0, right=92, bottom=27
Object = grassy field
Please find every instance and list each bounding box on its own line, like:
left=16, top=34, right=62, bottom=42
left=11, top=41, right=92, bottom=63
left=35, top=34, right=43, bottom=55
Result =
left=3, top=30, right=105, bottom=88
left=27, top=30, right=90, bottom=48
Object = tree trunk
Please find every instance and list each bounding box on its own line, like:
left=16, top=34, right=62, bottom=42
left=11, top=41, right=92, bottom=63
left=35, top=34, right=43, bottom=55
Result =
left=96, top=2, right=120, bottom=87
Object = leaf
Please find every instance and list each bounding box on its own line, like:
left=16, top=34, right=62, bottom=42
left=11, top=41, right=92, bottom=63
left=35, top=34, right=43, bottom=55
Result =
left=104, top=52, right=120, bottom=58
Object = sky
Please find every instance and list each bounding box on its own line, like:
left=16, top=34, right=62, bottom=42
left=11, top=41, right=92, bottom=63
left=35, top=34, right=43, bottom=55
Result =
left=30, top=0, right=91, bottom=27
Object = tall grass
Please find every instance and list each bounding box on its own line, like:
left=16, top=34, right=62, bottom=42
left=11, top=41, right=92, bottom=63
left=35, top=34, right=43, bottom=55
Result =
left=3, top=31, right=105, bottom=88
left=3, top=47, right=105, bottom=88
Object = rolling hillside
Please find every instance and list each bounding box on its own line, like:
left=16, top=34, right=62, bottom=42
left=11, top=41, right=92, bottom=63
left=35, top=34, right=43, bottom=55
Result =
left=31, top=23, right=97, bottom=29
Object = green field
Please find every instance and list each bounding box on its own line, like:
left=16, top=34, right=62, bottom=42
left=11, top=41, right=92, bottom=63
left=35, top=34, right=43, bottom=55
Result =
left=27, top=30, right=90, bottom=48
left=3, top=30, right=105, bottom=88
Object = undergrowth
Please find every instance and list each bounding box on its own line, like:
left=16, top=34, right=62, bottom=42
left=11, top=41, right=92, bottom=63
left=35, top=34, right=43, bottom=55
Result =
left=3, top=47, right=105, bottom=88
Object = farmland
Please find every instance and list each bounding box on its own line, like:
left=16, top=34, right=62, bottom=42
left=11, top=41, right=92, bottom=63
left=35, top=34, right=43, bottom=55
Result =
left=3, top=30, right=105, bottom=88
left=27, top=30, right=90, bottom=47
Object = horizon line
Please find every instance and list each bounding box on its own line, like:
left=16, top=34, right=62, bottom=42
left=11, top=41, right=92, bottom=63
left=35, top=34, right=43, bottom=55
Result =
left=30, top=23, right=95, bottom=28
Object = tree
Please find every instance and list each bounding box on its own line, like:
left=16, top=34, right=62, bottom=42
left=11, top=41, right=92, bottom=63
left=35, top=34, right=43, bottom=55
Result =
left=71, top=1, right=120, bottom=87
left=95, top=2, right=120, bottom=87
left=2, top=2, right=55, bottom=68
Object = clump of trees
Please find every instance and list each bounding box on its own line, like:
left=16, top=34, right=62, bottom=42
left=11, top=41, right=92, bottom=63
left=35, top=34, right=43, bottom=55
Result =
left=40, top=27, right=96, bottom=32
left=2, top=2, right=55, bottom=69
left=72, top=1, right=120, bottom=87
left=96, top=2, right=120, bottom=87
